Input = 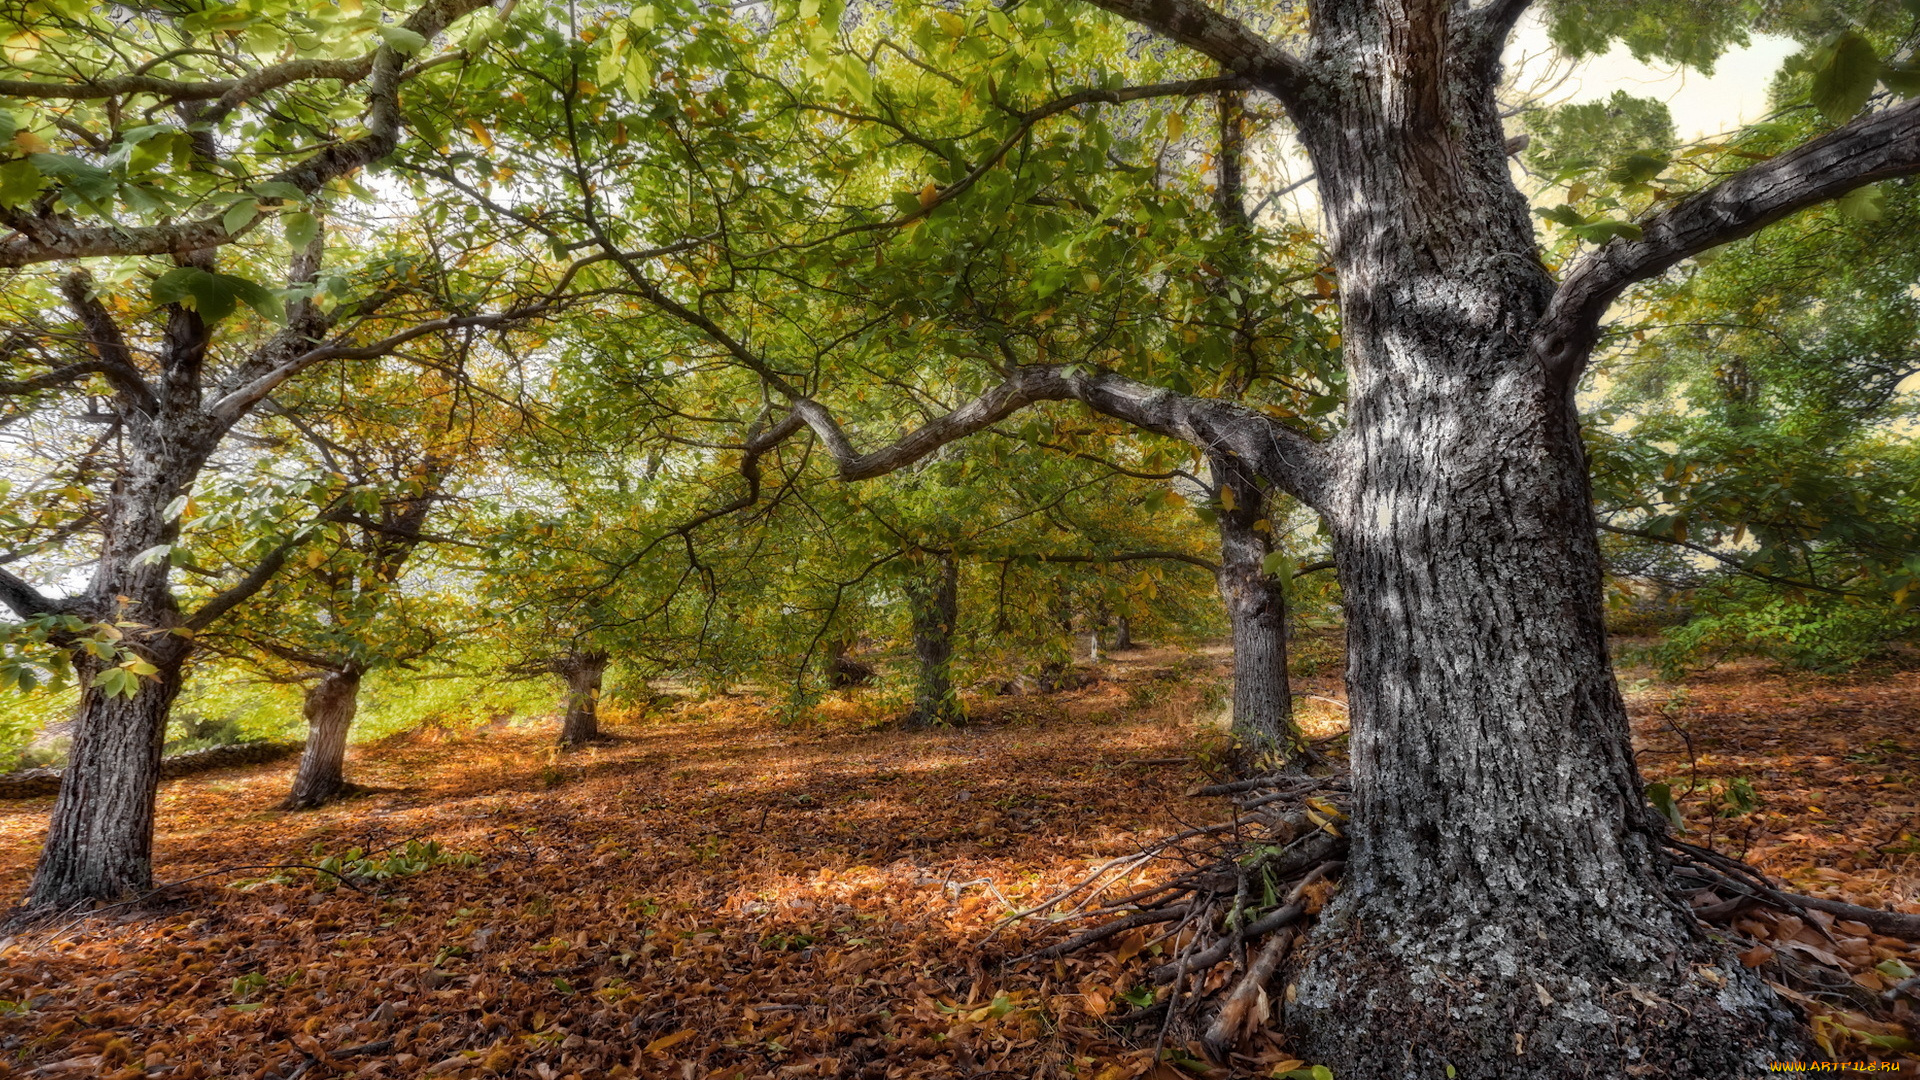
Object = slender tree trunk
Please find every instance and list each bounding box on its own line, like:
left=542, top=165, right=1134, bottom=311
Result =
left=556, top=651, right=609, bottom=748
left=1036, top=581, right=1079, bottom=693
left=282, top=667, right=362, bottom=810
left=903, top=552, right=962, bottom=729
left=1272, top=11, right=1808, bottom=1071
left=1211, top=458, right=1300, bottom=769
left=28, top=653, right=185, bottom=908
left=1111, top=613, right=1132, bottom=651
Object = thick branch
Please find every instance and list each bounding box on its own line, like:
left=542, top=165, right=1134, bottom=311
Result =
left=1537, top=96, right=1920, bottom=391
left=1076, top=0, right=1313, bottom=104
left=0, top=566, right=64, bottom=619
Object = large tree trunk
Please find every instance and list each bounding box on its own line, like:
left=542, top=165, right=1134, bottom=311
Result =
left=281, top=667, right=362, bottom=810
left=555, top=651, right=609, bottom=748
left=1211, top=457, right=1300, bottom=768
left=1272, top=8, right=1807, bottom=1073
left=28, top=653, right=185, bottom=908
left=28, top=437, right=198, bottom=908
left=902, top=552, right=962, bottom=729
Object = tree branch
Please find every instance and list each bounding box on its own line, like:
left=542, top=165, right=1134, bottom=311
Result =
left=1011, top=550, right=1221, bottom=574
left=0, top=0, right=495, bottom=268
left=1075, top=0, right=1313, bottom=104
left=1536, top=96, right=1920, bottom=393
left=767, top=365, right=1333, bottom=510
left=1596, top=523, right=1851, bottom=596
left=58, top=271, right=159, bottom=413
left=0, top=58, right=371, bottom=105
left=0, top=566, right=63, bottom=619
left=1463, top=0, right=1538, bottom=78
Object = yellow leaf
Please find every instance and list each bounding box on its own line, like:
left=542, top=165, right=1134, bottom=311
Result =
left=643, top=1029, right=695, bottom=1054
left=1166, top=112, right=1185, bottom=141
left=12, top=129, right=50, bottom=154
left=1218, top=485, right=1236, bottom=512
left=918, top=180, right=938, bottom=209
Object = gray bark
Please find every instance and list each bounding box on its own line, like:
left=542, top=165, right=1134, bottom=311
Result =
left=903, top=553, right=962, bottom=728
left=281, top=668, right=362, bottom=810
left=28, top=652, right=185, bottom=907
left=1210, top=457, right=1299, bottom=768
left=599, top=1, right=1920, bottom=1070
left=555, top=651, right=609, bottom=747
left=1262, top=5, right=1806, bottom=1074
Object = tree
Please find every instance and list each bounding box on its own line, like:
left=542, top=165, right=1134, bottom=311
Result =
left=476, top=1, right=1920, bottom=1072
left=0, top=0, right=560, bottom=908
left=193, top=361, right=496, bottom=808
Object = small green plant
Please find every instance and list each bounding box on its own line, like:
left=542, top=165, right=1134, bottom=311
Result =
left=229, top=972, right=269, bottom=1003
left=233, top=838, right=479, bottom=892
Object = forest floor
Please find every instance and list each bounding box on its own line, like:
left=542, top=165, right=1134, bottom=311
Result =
left=1, top=645, right=1919, bottom=1078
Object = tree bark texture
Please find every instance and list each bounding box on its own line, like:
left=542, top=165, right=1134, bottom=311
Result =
left=903, top=553, right=962, bottom=729
left=28, top=394, right=203, bottom=907
left=555, top=651, right=609, bottom=748
left=1209, top=457, right=1300, bottom=768
left=282, top=668, right=363, bottom=810
left=28, top=654, right=185, bottom=908
left=1261, top=5, right=1807, bottom=1074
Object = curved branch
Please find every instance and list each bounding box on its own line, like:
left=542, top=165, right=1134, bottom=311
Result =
left=1076, top=0, right=1313, bottom=105
left=1597, top=523, right=1851, bottom=596
left=773, top=365, right=1333, bottom=510
left=1536, top=95, right=1920, bottom=392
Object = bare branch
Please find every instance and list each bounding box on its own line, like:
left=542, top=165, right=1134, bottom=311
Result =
left=767, top=365, right=1333, bottom=510
left=1536, top=96, right=1920, bottom=392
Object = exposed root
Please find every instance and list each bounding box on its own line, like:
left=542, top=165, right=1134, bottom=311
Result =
left=1002, top=764, right=1920, bottom=1065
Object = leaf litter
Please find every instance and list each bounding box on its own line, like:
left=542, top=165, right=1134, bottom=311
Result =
left=0, top=649, right=1915, bottom=1076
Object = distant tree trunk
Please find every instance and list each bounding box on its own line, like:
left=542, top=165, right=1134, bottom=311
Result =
left=1036, top=581, right=1078, bottom=693
left=1210, top=457, right=1300, bottom=768
left=902, top=552, right=962, bottom=729
left=555, top=651, right=609, bottom=747
left=282, top=667, right=363, bottom=810
left=1111, top=613, right=1133, bottom=651
left=826, top=636, right=874, bottom=688
left=28, top=651, right=186, bottom=908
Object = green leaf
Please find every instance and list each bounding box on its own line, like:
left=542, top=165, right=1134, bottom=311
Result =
left=1261, top=551, right=1295, bottom=579
left=29, top=153, right=115, bottom=212
left=152, top=267, right=283, bottom=323
left=1809, top=31, right=1881, bottom=124
left=223, top=199, right=260, bottom=236
left=376, top=25, right=428, bottom=54
left=283, top=211, right=319, bottom=251
left=1646, top=781, right=1686, bottom=832
left=1606, top=149, right=1670, bottom=187
left=1836, top=183, right=1885, bottom=222
left=0, top=158, right=45, bottom=208
left=1571, top=219, right=1643, bottom=244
